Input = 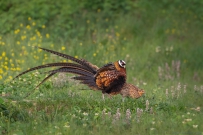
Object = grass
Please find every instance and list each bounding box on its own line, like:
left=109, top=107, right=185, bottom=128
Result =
left=0, top=2, right=203, bottom=134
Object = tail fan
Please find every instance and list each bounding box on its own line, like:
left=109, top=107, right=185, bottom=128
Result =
left=13, top=62, right=93, bottom=80
left=46, top=67, right=97, bottom=90
left=13, top=47, right=100, bottom=97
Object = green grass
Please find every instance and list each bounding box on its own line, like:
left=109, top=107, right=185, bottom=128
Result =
left=1, top=1, right=203, bottom=134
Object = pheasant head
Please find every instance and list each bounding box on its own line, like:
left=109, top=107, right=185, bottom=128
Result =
left=114, top=60, right=126, bottom=74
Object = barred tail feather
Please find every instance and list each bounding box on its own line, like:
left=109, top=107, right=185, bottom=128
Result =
left=72, top=76, right=91, bottom=81
left=13, top=62, right=92, bottom=80
left=47, top=67, right=98, bottom=89
left=47, top=67, right=94, bottom=77
left=38, top=47, right=97, bottom=74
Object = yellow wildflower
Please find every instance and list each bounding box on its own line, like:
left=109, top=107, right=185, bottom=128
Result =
left=38, top=49, right=42, bottom=53
left=32, top=22, right=36, bottom=26
left=26, top=25, right=31, bottom=30
left=116, top=32, right=120, bottom=37
left=36, top=31, right=41, bottom=37
left=42, top=25, right=46, bottom=29
left=2, top=52, right=6, bottom=57
left=61, top=46, right=66, bottom=50
left=30, top=36, right=36, bottom=40
left=16, top=41, right=20, bottom=45
left=93, top=53, right=96, bottom=57
left=21, top=35, right=26, bottom=40
left=16, top=67, right=21, bottom=71
left=46, top=33, right=50, bottom=38
left=0, top=68, right=3, bottom=74
left=28, top=17, right=32, bottom=21
left=0, top=75, right=2, bottom=80
left=4, top=66, right=8, bottom=70
left=14, top=29, right=20, bottom=34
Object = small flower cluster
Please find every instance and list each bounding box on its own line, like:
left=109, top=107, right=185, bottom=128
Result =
left=0, top=17, right=53, bottom=82
left=155, top=46, right=173, bottom=54
left=193, top=85, right=203, bottom=94
left=158, top=60, right=181, bottom=81
left=166, top=82, right=188, bottom=99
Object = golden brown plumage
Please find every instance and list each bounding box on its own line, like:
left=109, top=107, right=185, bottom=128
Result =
left=13, top=47, right=145, bottom=98
left=120, top=83, right=145, bottom=98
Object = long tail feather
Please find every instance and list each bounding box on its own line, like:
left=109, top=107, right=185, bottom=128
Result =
left=72, top=76, right=91, bottom=81
left=45, top=68, right=97, bottom=89
left=13, top=62, right=92, bottom=80
left=47, top=67, right=94, bottom=77
left=82, top=80, right=97, bottom=86
left=38, top=47, right=97, bottom=73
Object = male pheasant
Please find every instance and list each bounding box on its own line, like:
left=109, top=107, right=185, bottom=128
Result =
left=14, top=47, right=145, bottom=98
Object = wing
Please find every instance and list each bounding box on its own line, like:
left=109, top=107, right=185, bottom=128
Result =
left=95, top=69, right=126, bottom=93
left=94, top=63, right=115, bottom=76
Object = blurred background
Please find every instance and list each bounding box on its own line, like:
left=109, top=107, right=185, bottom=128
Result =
left=0, top=0, right=203, bottom=84
left=0, top=1, right=203, bottom=134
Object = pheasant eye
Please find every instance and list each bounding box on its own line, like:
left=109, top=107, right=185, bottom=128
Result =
left=118, top=60, right=126, bottom=68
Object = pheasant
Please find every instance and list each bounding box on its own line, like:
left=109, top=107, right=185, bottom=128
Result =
left=13, top=47, right=145, bottom=98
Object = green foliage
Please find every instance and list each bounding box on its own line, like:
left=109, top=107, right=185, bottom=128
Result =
left=0, top=0, right=135, bottom=39
left=0, top=0, right=203, bottom=134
